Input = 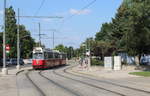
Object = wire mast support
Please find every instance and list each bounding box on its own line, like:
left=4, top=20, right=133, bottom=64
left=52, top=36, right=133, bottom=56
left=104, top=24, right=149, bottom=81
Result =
left=2, top=0, right=8, bottom=75
left=16, top=8, right=20, bottom=70
left=39, top=22, right=41, bottom=47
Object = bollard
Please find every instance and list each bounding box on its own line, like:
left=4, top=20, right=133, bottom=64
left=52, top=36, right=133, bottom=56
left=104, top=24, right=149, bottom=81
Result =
left=104, top=57, right=113, bottom=70
left=114, top=56, right=122, bottom=70
left=2, top=68, right=8, bottom=75
left=16, top=65, right=21, bottom=71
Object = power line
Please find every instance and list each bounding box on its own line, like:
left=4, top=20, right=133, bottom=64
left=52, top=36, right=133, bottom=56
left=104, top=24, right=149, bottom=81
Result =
left=16, top=16, right=63, bottom=19
left=34, top=0, right=46, bottom=16
left=58, top=0, right=97, bottom=32
left=64, top=0, right=96, bottom=21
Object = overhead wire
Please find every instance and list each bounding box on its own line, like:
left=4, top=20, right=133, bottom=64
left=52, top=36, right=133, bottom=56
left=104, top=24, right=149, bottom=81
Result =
left=55, top=0, right=97, bottom=47
left=31, top=0, right=46, bottom=45
left=34, top=0, right=46, bottom=16
left=58, top=0, right=97, bottom=32
left=67, top=0, right=97, bottom=20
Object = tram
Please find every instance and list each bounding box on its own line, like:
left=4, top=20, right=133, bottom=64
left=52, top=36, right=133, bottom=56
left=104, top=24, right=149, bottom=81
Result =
left=32, top=47, right=66, bottom=69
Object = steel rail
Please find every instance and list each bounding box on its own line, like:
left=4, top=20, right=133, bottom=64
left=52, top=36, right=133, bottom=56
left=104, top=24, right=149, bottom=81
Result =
left=64, top=65, right=150, bottom=95
left=52, top=68, right=125, bottom=96
left=39, top=71, right=83, bottom=96
left=25, top=71, right=46, bottom=96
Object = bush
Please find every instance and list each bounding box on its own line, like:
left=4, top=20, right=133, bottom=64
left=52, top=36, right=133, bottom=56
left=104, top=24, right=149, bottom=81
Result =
left=91, top=58, right=104, bottom=66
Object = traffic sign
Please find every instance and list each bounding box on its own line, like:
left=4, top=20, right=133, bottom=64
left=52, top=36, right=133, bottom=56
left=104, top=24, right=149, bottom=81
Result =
left=6, top=44, right=10, bottom=51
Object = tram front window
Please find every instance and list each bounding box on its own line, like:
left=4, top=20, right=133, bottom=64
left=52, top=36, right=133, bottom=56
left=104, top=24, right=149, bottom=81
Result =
left=33, top=53, right=44, bottom=59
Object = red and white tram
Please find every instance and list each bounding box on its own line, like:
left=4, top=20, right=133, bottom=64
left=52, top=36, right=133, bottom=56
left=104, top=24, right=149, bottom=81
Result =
left=32, top=47, right=66, bottom=69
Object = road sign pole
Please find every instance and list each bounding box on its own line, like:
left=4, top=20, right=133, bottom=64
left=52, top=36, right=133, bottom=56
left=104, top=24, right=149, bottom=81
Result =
left=16, top=8, right=20, bottom=70
left=2, top=0, right=8, bottom=75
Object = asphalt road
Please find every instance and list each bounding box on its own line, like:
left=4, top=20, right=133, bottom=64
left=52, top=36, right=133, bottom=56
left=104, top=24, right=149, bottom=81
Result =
left=16, top=63, right=150, bottom=96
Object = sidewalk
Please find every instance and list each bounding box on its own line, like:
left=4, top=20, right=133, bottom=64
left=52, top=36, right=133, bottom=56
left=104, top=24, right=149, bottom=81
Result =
left=71, top=65, right=150, bottom=92
left=71, top=65, right=141, bottom=79
left=0, top=65, right=32, bottom=96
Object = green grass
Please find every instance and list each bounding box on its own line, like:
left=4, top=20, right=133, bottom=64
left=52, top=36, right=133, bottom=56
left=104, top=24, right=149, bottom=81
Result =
left=129, top=71, right=150, bottom=77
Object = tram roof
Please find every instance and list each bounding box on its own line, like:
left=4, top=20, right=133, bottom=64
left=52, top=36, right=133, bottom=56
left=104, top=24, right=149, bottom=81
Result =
left=33, top=47, right=63, bottom=54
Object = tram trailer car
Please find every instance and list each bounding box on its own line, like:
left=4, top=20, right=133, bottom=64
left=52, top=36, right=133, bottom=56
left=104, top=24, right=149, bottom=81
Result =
left=32, top=47, right=66, bottom=69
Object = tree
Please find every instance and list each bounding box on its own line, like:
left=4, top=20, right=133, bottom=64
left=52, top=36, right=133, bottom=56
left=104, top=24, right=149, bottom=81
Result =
left=0, top=33, right=3, bottom=58
left=0, top=6, right=36, bottom=58
left=5, top=6, right=17, bottom=58
left=94, top=0, right=150, bottom=65
left=124, top=0, right=150, bottom=64
left=54, top=44, right=67, bottom=53
left=19, top=25, right=35, bottom=58
left=95, top=23, right=112, bottom=42
left=54, top=44, right=76, bottom=59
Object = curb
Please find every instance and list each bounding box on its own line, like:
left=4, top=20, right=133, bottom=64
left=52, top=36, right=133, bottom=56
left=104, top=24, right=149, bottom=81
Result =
left=16, top=70, right=24, bottom=75
left=16, top=67, right=33, bottom=75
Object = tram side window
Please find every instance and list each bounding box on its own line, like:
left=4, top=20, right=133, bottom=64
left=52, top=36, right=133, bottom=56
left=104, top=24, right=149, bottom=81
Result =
left=62, top=54, right=66, bottom=59
left=56, top=53, right=60, bottom=58
left=48, top=52, right=53, bottom=59
left=44, top=52, right=48, bottom=59
left=60, top=54, right=63, bottom=59
left=53, top=53, right=58, bottom=58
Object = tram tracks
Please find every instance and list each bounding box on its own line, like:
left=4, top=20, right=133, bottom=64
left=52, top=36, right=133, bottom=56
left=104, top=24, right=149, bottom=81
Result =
left=17, top=65, right=150, bottom=96
left=64, top=66, right=150, bottom=94
left=52, top=65, right=150, bottom=96
left=18, top=69, right=81, bottom=96
left=39, top=71, right=83, bottom=96
left=52, top=69, right=125, bottom=96
left=25, top=70, right=46, bottom=96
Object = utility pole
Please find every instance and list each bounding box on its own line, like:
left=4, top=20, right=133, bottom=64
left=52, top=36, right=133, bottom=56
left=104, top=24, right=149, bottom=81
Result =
left=16, top=8, right=20, bottom=70
left=51, top=29, right=57, bottom=49
left=2, top=0, right=8, bottom=75
left=39, top=22, right=41, bottom=47
left=36, top=23, right=46, bottom=47
left=53, top=31, right=54, bottom=49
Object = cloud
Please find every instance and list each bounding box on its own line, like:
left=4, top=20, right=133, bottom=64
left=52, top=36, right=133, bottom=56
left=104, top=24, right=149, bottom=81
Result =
left=0, top=10, right=3, bottom=15
left=69, top=9, right=91, bottom=15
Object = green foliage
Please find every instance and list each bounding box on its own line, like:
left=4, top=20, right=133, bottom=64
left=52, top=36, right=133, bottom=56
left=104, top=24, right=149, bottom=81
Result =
left=0, top=6, right=35, bottom=58
left=5, top=6, right=17, bottom=58
left=95, top=23, right=113, bottom=41
left=54, top=45, right=75, bottom=59
left=94, top=0, right=150, bottom=61
left=19, top=25, right=35, bottom=58
left=91, top=58, right=104, bottom=66
left=54, top=44, right=67, bottom=53
left=0, top=33, right=3, bottom=58
left=125, top=0, right=150, bottom=56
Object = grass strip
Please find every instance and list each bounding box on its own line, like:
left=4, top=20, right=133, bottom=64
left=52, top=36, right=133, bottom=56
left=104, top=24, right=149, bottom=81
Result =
left=129, top=71, right=150, bottom=77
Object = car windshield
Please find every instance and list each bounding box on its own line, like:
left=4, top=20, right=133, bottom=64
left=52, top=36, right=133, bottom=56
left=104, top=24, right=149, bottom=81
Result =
left=33, top=53, right=44, bottom=59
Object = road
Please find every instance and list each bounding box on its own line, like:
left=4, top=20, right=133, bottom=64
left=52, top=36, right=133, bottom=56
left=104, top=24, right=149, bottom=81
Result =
left=17, top=62, right=150, bottom=96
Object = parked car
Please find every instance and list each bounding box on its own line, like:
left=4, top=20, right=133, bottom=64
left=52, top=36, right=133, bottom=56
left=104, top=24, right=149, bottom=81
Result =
left=0, top=58, right=24, bottom=66
left=23, top=59, right=32, bottom=64
left=0, top=59, right=3, bottom=66
left=6, top=59, right=12, bottom=66
left=0, top=59, right=12, bottom=66
left=10, top=58, right=24, bottom=65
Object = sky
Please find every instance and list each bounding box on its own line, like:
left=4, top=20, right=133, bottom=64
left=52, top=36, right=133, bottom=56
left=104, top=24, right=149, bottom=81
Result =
left=0, top=0, right=123, bottom=49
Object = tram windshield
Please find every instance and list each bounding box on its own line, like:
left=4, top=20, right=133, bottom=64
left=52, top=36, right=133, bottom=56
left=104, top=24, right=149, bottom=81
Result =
left=33, top=53, right=44, bottom=59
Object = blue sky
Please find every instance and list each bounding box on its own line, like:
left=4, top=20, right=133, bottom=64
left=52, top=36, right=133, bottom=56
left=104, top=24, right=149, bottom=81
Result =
left=0, top=0, right=123, bottom=48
